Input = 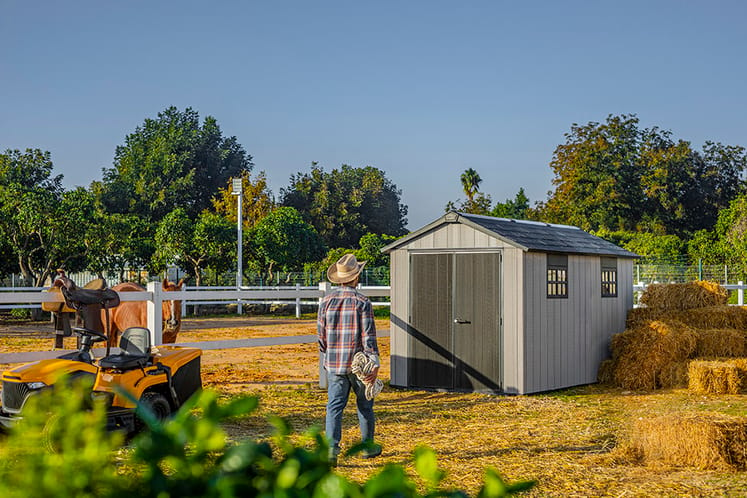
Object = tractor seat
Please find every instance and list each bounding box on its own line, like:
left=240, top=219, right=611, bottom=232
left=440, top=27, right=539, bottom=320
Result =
left=99, top=327, right=152, bottom=370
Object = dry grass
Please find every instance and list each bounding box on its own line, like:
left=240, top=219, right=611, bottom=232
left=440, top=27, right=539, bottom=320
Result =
left=5, top=317, right=747, bottom=495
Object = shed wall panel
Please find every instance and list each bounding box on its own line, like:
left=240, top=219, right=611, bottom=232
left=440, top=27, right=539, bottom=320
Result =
left=389, top=248, right=410, bottom=387
left=500, top=247, right=524, bottom=393
left=523, top=253, right=632, bottom=393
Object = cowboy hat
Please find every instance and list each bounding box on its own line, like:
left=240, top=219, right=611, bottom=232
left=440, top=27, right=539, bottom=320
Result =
left=327, top=253, right=367, bottom=284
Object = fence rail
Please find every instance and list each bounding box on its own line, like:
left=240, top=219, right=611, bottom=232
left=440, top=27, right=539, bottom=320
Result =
left=0, top=283, right=392, bottom=342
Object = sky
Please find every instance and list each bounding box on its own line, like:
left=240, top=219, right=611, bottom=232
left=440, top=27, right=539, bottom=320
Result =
left=2, top=1, right=747, bottom=230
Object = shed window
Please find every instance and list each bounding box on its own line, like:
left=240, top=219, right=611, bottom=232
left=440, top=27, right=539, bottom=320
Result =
left=547, top=254, right=568, bottom=298
left=601, top=257, right=617, bottom=297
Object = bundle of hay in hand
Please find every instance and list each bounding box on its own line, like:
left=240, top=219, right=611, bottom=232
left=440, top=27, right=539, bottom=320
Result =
left=628, top=412, right=747, bottom=470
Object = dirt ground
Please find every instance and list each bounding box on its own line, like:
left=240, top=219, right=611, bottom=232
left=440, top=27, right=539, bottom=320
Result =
left=0, top=315, right=391, bottom=390
left=4, top=316, right=747, bottom=496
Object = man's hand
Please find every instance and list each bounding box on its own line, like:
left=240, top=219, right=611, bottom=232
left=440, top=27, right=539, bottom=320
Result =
left=364, top=366, right=380, bottom=383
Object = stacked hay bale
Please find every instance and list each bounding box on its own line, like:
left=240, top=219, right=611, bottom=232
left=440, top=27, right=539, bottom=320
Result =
left=600, top=281, right=747, bottom=392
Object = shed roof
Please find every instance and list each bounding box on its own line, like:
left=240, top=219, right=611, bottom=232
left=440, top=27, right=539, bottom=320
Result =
left=381, top=211, right=639, bottom=258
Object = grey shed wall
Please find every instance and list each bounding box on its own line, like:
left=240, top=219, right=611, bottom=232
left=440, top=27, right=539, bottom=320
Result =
left=522, top=253, right=633, bottom=393
left=388, top=221, right=633, bottom=394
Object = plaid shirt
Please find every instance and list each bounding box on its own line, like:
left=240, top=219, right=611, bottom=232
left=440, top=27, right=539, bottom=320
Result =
left=318, top=286, right=379, bottom=374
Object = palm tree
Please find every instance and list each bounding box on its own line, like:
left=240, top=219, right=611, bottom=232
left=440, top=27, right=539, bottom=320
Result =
left=460, top=168, right=482, bottom=203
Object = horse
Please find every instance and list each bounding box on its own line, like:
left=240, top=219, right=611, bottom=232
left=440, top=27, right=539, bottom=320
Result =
left=103, top=278, right=185, bottom=346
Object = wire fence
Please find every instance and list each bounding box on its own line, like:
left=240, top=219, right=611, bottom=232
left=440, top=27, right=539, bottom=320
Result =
left=0, top=266, right=392, bottom=289
left=3, top=262, right=745, bottom=292
left=634, top=263, right=747, bottom=285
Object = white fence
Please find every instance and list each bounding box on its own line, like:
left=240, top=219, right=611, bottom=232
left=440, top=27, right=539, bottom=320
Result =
left=3, top=281, right=747, bottom=344
left=0, top=283, right=392, bottom=344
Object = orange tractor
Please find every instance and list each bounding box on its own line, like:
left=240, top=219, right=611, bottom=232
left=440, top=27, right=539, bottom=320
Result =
left=0, top=274, right=201, bottom=434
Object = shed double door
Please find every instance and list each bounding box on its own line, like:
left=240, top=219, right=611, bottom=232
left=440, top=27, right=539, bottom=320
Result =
left=408, top=252, right=502, bottom=392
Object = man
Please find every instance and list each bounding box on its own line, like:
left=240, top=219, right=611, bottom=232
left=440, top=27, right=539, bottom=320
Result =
left=318, top=253, right=382, bottom=465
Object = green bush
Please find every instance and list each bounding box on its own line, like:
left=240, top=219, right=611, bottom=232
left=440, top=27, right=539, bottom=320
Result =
left=0, top=381, right=535, bottom=497
left=8, top=308, right=31, bottom=320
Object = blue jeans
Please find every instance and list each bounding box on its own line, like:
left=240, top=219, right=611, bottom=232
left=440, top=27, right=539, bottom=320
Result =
left=325, top=370, right=375, bottom=457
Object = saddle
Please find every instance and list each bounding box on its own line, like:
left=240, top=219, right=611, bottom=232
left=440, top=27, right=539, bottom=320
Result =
left=47, top=271, right=121, bottom=349
left=54, top=272, right=120, bottom=310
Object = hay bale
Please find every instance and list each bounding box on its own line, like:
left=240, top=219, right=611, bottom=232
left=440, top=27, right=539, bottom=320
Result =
left=688, top=361, right=742, bottom=394
left=639, top=281, right=728, bottom=311
left=695, top=329, right=747, bottom=357
left=629, top=412, right=747, bottom=470
left=671, top=306, right=747, bottom=330
left=609, top=320, right=697, bottom=390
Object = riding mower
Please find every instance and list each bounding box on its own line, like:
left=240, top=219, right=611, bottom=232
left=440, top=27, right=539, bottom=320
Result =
left=0, top=272, right=202, bottom=435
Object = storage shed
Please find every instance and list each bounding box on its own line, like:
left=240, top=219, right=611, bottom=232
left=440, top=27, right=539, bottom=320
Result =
left=381, top=211, right=638, bottom=394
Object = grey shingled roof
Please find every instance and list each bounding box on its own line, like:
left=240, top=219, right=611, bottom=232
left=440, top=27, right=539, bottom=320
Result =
left=382, top=212, right=639, bottom=258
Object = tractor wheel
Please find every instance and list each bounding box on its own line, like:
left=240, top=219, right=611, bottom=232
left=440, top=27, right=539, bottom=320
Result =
left=136, top=392, right=172, bottom=431
left=141, top=392, right=171, bottom=420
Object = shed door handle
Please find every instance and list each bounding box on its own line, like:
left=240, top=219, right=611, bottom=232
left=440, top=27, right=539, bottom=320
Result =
left=454, top=318, right=471, bottom=324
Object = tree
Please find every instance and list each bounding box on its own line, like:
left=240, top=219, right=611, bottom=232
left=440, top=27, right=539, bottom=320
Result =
left=0, top=149, right=94, bottom=286
left=445, top=168, right=492, bottom=215
left=154, top=208, right=235, bottom=287
left=85, top=213, right=155, bottom=281
left=595, top=229, right=685, bottom=261
left=541, top=114, right=646, bottom=232
left=211, top=170, right=274, bottom=229
left=245, top=207, right=326, bottom=280
left=93, top=106, right=253, bottom=224
left=280, top=164, right=408, bottom=248
left=692, top=194, right=747, bottom=273
left=357, top=232, right=399, bottom=267
left=491, top=187, right=531, bottom=219
left=460, top=168, right=482, bottom=204
left=539, top=114, right=747, bottom=236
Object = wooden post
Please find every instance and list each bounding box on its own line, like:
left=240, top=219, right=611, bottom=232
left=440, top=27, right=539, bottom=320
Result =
left=318, top=281, right=331, bottom=389
left=739, top=281, right=744, bottom=306
left=295, top=283, right=301, bottom=319
left=147, top=281, right=163, bottom=345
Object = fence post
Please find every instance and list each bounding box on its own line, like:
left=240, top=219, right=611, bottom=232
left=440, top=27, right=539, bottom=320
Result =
left=182, top=285, right=188, bottom=317
left=739, top=281, right=744, bottom=306
left=295, top=283, right=301, bottom=319
left=318, top=281, right=331, bottom=389
left=147, top=281, right=163, bottom=345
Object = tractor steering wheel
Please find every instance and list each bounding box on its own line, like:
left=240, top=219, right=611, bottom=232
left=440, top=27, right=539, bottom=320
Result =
left=71, top=326, right=108, bottom=343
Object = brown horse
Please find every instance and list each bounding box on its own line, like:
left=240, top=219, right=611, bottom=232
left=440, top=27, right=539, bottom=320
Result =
left=102, top=278, right=185, bottom=346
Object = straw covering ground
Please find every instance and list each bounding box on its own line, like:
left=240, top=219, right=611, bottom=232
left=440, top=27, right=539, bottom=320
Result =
left=3, top=311, right=747, bottom=495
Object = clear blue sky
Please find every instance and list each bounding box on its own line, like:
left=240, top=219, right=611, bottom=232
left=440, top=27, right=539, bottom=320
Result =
left=2, top=1, right=747, bottom=230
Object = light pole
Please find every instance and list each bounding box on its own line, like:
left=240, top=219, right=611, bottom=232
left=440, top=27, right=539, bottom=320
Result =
left=232, top=178, right=243, bottom=315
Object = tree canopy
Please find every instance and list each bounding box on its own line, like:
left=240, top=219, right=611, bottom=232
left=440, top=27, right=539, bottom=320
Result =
left=211, top=171, right=274, bottom=229
left=280, top=164, right=408, bottom=248
left=93, top=106, right=253, bottom=223
left=0, top=149, right=95, bottom=285
left=154, top=208, right=236, bottom=287
left=245, top=207, right=326, bottom=278
left=539, top=114, right=747, bottom=236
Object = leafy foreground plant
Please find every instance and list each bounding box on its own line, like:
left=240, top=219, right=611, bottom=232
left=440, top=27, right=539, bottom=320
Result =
left=0, top=380, right=535, bottom=497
